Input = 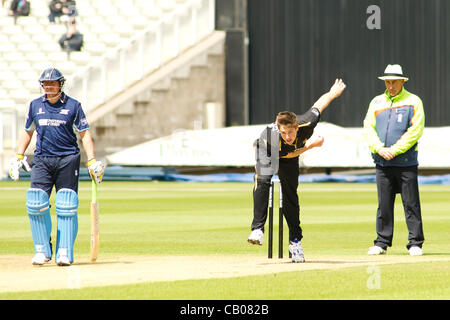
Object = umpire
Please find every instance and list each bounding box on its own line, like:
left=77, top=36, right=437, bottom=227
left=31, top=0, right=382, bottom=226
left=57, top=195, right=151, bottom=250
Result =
left=364, top=64, right=425, bottom=256
left=248, top=79, right=346, bottom=262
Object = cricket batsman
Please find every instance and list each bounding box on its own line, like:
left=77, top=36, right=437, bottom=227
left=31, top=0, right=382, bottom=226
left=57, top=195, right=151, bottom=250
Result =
left=248, top=79, right=346, bottom=262
left=9, top=68, right=105, bottom=266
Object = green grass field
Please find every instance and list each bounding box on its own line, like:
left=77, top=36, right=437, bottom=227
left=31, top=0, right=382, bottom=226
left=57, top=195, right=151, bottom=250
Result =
left=0, top=180, right=449, bottom=300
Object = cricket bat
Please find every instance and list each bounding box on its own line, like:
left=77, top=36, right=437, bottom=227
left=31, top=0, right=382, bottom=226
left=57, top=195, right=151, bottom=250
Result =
left=90, top=180, right=100, bottom=263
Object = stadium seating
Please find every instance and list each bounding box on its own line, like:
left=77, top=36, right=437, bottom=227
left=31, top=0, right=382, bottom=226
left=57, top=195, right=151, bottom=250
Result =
left=0, top=0, right=222, bottom=177
left=0, top=0, right=195, bottom=114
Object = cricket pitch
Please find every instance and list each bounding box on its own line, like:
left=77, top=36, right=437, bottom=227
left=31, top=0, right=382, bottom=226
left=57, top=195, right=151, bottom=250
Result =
left=1, top=254, right=449, bottom=293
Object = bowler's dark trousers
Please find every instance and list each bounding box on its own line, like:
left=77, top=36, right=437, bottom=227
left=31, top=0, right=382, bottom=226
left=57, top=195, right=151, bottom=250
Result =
left=252, top=157, right=302, bottom=242
left=375, top=165, right=424, bottom=249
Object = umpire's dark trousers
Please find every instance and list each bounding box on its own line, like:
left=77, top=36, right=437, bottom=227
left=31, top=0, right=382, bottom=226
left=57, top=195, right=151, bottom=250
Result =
left=251, top=157, right=302, bottom=241
left=374, top=165, right=424, bottom=250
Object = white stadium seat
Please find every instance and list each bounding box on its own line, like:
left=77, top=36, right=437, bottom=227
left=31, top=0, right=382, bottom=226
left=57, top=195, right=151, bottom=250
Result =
left=82, top=32, right=98, bottom=43
left=140, top=5, right=163, bottom=19
left=46, top=24, right=67, bottom=36
left=90, top=23, right=113, bottom=35
left=0, top=17, right=13, bottom=26
left=37, top=17, right=51, bottom=25
left=0, top=34, right=9, bottom=43
left=48, top=52, right=69, bottom=62
left=23, top=24, right=47, bottom=35
left=9, top=33, right=32, bottom=44
left=17, top=42, right=40, bottom=52
left=25, top=51, right=49, bottom=62
left=33, top=61, right=55, bottom=73
left=0, top=60, right=8, bottom=70
left=1, top=24, right=23, bottom=35
left=16, top=16, right=38, bottom=26
left=0, top=70, right=16, bottom=81
left=118, top=6, right=141, bottom=18
left=32, top=33, right=55, bottom=44
left=68, top=51, right=92, bottom=64
left=157, top=0, right=177, bottom=12
left=0, top=99, right=16, bottom=109
left=2, top=79, right=25, bottom=90
left=130, top=15, right=150, bottom=29
left=76, top=5, right=98, bottom=18
left=2, top=52, right=25, bottom=61
left=23, top=79, right=41, bottom=91
left=31, top=4, right=51, bottom=16
left=0, top=89, right=8, bottom=101
left=105, top=15, right=127, bottom=26
left=83, top=42, right=107, bottom=55
left=9, top=61, right=33, bottom=72
left=135, top=0, right=157, bottom=9
left=16, top=69, right=39, bottom=81
left=81, top=15, right=105, bottom=27
left=91, top=0, right=114, bottom=9
left=93, top=5, right=118, bottom=17
left=40, top=42, right=62, bottom=53
left=57, top=61, right=78, bottom=75
left=101, top=33, right=122, bottom=47
left=9, top=89, right=31, bottom=102
left=112, top=23, right=135, bottom=38
left=0, top=42, right=16, bottom=52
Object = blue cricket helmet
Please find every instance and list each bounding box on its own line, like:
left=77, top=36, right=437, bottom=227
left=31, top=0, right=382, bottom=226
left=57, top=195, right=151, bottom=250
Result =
left=39, top=68, right=65, bottom=85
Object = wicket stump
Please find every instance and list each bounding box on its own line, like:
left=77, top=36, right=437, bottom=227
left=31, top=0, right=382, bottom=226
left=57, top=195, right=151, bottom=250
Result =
left=267, top=181, right=290, bottom=259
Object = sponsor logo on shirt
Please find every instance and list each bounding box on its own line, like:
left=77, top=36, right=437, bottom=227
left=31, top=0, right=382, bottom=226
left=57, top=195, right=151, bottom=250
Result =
left=37, top=108, right=45, bottom=115
left=60, top=109, right=70, bottom=115
left=38, top=119, right=67, bottom=127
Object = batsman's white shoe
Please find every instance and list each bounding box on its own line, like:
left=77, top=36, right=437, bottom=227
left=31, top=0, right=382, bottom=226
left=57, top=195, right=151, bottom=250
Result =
left=289, top=240, right=305, bottom=263
left=32, top=253, right=51, bottom=265
left=368, top=245, right=386, bottom=255
left=247, top=228, right=264, bottom=245
left=56, top=255, right=71, bottom=266
left=409, top=246, right=423, bottom=256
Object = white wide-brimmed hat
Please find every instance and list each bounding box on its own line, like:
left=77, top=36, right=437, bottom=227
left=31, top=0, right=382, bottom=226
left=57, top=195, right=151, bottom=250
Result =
left=378, top=64, right=409, bottom=81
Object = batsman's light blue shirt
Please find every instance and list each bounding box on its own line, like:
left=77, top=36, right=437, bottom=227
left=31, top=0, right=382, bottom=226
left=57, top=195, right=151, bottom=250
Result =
left=25, top=93, right=90, bottom=157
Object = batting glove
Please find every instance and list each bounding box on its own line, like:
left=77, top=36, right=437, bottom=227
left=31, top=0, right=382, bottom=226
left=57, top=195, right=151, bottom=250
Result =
left=9, top=154, right=31, bottom=181
left=87, top=158, right=106, bottom=184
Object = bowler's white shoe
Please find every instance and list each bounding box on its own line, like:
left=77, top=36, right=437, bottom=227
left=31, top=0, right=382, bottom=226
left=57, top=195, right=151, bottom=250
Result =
left=32, top=253, right=50, bottom=265
left=56, top=255, right=71, bottom=266
left=247, top=229, right=264, bottom=245
left=409, top=246, right=423, bottom=256
left=368, top=245, right=386, bottom=255
left=289, top=240, right=305, bottom=263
